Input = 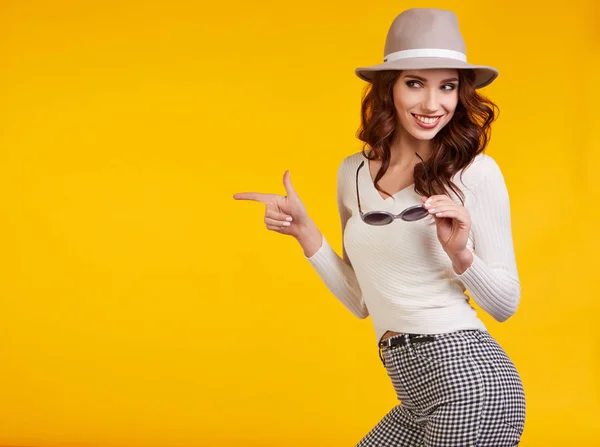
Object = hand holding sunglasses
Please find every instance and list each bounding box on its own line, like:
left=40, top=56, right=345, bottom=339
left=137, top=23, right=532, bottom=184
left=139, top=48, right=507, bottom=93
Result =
left=422, top=194, right=472, bottom=259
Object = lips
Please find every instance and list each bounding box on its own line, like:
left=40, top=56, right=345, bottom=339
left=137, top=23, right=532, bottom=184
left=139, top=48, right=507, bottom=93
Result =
left=412, top=113, right=444, bottom=129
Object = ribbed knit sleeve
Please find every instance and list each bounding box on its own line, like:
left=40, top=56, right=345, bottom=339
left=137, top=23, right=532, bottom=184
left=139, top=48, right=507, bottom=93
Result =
left=457, top=156, right=521, bottom=321
left=304, top=160, right=368, bottom=319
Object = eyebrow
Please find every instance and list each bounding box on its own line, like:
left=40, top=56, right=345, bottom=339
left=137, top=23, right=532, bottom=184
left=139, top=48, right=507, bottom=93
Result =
left=403, top=75, right=459, bottom=83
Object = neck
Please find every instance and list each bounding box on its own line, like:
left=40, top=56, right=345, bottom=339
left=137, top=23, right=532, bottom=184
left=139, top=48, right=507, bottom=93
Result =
left=388, top=129, right=433, bottom=167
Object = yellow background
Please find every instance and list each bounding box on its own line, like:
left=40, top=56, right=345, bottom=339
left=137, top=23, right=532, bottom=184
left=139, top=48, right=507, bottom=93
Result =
left=0, top=0, right=598, bottom=446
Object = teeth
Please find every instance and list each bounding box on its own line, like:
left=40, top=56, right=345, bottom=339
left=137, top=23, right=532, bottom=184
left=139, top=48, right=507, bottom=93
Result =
left=415, top=115, right=441, bottom=124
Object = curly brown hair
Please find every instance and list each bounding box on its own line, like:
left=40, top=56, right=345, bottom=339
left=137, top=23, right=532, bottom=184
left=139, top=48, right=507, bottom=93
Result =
left=357, top=69, right=499, bottom=205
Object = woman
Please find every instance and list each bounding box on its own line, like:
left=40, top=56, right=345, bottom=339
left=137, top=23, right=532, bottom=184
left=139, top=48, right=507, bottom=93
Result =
left=234, top=8, right=525, bottom=446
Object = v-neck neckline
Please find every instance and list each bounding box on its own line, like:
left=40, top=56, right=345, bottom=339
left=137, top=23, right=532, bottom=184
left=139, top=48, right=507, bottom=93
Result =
left=364, top=155, right=415, bottom=202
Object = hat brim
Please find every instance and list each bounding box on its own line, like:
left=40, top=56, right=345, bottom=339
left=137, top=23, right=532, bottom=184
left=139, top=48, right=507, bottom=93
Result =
left=355, top=58, right=499, bottom=89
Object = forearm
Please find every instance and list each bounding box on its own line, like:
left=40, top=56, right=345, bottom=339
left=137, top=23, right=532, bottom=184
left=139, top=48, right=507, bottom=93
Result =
left=449, top=248, right=519, bottom=320
left=457, top=254, right=521, bottom=322
left=300, top=222, right=368, bottom=319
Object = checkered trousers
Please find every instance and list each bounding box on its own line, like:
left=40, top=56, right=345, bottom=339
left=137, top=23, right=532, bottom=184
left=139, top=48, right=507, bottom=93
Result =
left=356, top=330, right=525, bottom=447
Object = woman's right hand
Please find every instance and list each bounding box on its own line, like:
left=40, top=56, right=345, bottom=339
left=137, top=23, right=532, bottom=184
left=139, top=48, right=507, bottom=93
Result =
left=233, top=170, right=311, bottom=239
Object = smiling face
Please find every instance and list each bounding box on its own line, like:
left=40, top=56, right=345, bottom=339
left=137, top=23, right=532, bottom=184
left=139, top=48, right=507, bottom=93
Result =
left=392, top=69, right=460, bottom=141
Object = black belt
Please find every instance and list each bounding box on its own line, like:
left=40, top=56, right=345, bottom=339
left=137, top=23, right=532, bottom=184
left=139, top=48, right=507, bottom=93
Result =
left=378, top=334, right=436, bottom=349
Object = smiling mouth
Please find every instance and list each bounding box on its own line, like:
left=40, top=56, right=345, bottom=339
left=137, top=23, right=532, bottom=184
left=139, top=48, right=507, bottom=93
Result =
left=412, top=113, right=443, bottom=125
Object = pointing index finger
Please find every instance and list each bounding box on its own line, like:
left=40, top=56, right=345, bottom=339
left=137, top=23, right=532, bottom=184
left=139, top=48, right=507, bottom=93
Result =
left=233, top=192, right=277, bottom=203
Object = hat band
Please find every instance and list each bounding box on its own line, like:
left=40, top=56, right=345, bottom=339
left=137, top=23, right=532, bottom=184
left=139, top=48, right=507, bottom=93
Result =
left=383, top=48, right=467, bottom=63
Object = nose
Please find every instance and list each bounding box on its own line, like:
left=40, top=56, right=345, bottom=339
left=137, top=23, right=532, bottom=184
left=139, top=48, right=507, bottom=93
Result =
left=422, top=88, right=439, bottom=113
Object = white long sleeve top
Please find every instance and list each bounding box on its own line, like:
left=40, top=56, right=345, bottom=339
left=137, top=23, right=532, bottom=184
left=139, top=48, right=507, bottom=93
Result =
left=306, top=151, right=521, bottom=343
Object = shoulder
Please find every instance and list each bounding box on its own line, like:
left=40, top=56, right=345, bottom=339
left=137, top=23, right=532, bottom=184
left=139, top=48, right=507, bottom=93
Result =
left=455, top=153, right=512, bottom=211
left=456, top=152, right=507, bottom=191
left=336, top=151, right=368, bottom=181
left=338, top=151, right=367, bottom=171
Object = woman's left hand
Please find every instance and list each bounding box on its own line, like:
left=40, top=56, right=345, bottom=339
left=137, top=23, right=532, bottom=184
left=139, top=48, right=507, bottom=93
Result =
left=421, top=194, right=471, bottom=258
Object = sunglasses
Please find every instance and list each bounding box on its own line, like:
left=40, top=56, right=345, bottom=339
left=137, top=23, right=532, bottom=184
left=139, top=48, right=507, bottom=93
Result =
left=356, top=153, right=432, bottom=225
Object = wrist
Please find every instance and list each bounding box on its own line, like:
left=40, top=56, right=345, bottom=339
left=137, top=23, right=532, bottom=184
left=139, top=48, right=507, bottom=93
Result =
left=295, top=218, right=322, bottom=257
left=449, top=248, right=474, bottom=275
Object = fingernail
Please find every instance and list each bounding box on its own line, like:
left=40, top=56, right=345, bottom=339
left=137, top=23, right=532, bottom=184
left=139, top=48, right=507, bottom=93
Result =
left=436, top=213, right=443, bottom=217
left=282, top=222, right=291, bottom=226
left=429, top=208, right=436, bottom=213
left=286, top=217, right=293, bottom=222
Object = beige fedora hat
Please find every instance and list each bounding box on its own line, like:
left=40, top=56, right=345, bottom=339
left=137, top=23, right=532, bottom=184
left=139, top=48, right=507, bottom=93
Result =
left=355, top=8, right=498, bottom=88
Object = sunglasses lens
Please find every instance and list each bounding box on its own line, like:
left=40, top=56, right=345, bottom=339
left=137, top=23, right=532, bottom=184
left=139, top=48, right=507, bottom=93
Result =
left=401, top=206, right=429, bottom=222
left=363, top=212, right=394, bottom=226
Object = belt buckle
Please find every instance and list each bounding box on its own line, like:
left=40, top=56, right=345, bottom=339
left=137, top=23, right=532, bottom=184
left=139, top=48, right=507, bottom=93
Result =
left=379, top=333, right=436, bottom=352
left=379, top=334, right=403, bottom=349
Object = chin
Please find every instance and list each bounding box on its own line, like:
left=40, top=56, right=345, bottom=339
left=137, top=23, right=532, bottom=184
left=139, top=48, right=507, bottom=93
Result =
left=408, top=129, right=441, bottom=141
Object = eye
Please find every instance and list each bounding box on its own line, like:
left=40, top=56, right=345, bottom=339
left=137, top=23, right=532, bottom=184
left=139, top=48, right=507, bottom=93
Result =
left=442, top=83, right=458, bottom=91
left=406, top=80, right=422, bottom=88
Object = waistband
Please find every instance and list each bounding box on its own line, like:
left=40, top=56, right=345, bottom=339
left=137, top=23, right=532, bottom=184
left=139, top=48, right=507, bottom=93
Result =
left=378, top=333, right=435, bottom=349
left=376, top=330, right=486, bottom=366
